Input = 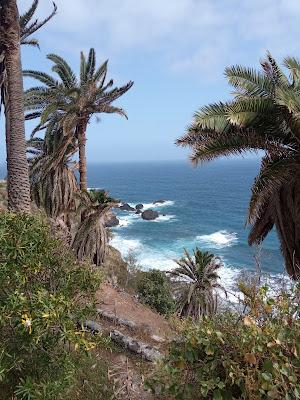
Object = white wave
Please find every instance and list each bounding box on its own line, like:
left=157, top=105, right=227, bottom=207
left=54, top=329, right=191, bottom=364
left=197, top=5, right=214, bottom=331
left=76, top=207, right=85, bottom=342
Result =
left=128, top=200, right=175, bottom=210
left=154, top=214, right=176, bottom=222
left=116, top=212, right=176, bottom=227
left=196, top=230, right=238, bottom=249
left=110, top=236, right=142, bottom=256
left=110, top=233, right=291, bottom=306
left=117, top=214, right=139, bottom=228
left=139, top=255, right=178, bottom=271
left=110, top=234, right=178, bottom=270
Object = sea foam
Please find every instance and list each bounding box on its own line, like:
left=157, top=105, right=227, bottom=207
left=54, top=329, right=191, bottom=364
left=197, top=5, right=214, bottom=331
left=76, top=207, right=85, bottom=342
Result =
left=196, top=230, right=238, bottom=249
left=154, top=214, right=176, bottom=222
left=117, top=214, right=140, bottom=227
left=110, top=236, right=142, bottom=255
left=129, top=200, right=175, bottom=210
left=110, top=234, right=240, bottom=289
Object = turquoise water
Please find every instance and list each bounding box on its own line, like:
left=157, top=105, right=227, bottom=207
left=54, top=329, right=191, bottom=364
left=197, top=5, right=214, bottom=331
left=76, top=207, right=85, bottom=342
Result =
left=87, top=159, right=284, bottom=287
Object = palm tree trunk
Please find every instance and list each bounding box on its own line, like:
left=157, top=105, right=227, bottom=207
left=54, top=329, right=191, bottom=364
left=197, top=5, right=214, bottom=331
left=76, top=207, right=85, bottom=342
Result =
left=78, top=121, right=88, bottom=191
left=1, top=0, right=31, bottom=213
left=275, top=177, right=300, bottom=280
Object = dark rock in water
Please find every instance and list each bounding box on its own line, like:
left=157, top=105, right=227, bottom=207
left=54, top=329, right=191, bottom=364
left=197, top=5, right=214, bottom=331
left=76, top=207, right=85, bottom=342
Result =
left=136, top=209, right=142, bottom=214
left=154, top=199, right=166, bottom=204
left=105, top=215, right=119, bottom=227
left=141, top=210, right=159, bottom=220
left=119, top=202, right=135, bottom=211
left=135, top=203, right=144, bottom=210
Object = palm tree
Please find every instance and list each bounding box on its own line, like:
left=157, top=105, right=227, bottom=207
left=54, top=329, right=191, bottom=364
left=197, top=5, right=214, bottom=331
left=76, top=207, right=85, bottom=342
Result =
left=168, top=248, right=225, bottom=320
left=177, top=53, right=300, bottom=280
left=71, top=190, right=114, bottom=266
left=24, top=49, right=134, bottom=191
left=0, top=0, right=56, bottom=212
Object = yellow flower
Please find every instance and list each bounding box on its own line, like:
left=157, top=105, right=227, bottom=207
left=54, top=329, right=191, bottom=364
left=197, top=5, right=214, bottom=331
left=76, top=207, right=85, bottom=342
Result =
left=21, top=313, right=32, bottom=334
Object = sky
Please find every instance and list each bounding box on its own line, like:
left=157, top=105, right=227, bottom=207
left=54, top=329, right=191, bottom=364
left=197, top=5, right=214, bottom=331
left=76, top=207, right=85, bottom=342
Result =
left=1, top=0, right=300, bottom=163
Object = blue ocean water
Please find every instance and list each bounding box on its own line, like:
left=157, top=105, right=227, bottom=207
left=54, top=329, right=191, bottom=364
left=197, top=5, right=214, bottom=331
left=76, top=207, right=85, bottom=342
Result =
left=87, top=159, right=284, bottom=287
left=0, top=159, right=284, bottom=287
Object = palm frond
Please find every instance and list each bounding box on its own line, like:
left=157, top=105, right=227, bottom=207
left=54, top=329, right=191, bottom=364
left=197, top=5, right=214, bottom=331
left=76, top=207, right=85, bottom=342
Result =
left=80, top=51, right=87, bottom=85
left=23, top=70, right=59, bottom=87
left=192, top=102, right=230, bottom=132
left=225, top=65, right=274, bottom=98
left=86, top=48, right=96, bottom=80
left=47, top=53, right=77, bottom=88
left=187, top=130, right=283, bottom=165
left=283, top=56, right=300, bottom=87
left=20, top=1, right=57, bottom=43
left=93, top=60, right=108, bottom=84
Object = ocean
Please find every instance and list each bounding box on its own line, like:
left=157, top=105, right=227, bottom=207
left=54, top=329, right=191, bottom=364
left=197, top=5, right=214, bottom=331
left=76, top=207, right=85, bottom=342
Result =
left=87, top=158, right=284, bottom=290
left=0, top=158, right=285, bottom=291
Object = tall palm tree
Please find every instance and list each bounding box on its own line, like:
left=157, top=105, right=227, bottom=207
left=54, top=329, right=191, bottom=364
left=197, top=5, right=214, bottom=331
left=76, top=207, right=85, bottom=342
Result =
left=177, top=53, right=300, bottom=280
left=24, top=49, right=134, bottom=190
left=0, top=0, right=56, bottom=212
left=169, top=248, right=225, bottom=320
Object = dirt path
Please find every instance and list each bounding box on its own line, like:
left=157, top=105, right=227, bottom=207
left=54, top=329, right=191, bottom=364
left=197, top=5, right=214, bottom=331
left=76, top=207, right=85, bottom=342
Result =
left=92, top=283, right=173, bottom=399
left=95, top=283, right=172, bottom=344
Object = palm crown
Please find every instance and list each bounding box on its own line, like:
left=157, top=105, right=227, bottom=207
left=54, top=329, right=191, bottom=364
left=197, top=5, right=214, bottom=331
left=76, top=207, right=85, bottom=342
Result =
left=24, top=49, right=133, bottom=190
left=177, top=53, right=300, bottom=280
left=1, top=0, right=57, bottom=111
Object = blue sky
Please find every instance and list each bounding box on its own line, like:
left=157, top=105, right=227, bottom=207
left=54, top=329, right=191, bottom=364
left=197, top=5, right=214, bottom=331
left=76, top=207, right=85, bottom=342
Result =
left=2, top=0, right=300, bottom=163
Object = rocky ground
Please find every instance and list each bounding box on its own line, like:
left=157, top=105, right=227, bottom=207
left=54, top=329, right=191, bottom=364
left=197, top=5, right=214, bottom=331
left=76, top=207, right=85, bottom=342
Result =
left=82, top=282, right=173, bottom=399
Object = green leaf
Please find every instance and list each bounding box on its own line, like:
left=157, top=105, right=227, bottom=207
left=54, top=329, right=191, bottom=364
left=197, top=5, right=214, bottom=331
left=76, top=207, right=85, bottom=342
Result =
left=263, top=359, right=273, bottom=373
left=213, top=389, right=223, bottom=400
left=261, top=372, right=272, bottom=381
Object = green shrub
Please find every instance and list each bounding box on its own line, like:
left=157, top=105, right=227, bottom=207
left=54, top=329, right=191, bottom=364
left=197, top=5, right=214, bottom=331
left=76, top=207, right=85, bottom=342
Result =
left=0, top=212, right=102, bottom=399
left=137, top=269, right=175, bottom=316
left=148, top=284, right=300, bottom=399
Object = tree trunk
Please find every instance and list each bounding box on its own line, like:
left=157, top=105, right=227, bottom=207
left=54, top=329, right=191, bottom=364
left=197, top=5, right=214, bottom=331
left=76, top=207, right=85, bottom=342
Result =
left=274, top=176, right=300, bottom=280
left=78, top=121, right=88, bottom=191
left=1, top=0, right=31, bottom=213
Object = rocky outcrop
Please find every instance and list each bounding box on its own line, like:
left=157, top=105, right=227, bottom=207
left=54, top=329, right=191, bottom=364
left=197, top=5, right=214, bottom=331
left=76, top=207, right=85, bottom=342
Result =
left=84, top=319, right=162, bottom=362
left=135, top=203, right=144, bottom=210
left=141, top=210, right=159, bottom=220
left=110, top=330, right=162, bottom=362
left=83, top=320, right=103, bottom=333
left=119, top=203, right=135, bottom=212
left=105, top=215, right=119, bottom=227
left=97, top=308, right=137, bottom=329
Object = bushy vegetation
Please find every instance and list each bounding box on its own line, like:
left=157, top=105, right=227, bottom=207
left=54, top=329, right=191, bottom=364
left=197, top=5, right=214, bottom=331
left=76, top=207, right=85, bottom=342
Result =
left=137, top=269, right=175, bottom=317
left=0, top=212, right=103, bottom=399
left=149, top=284, right=300, bottom=399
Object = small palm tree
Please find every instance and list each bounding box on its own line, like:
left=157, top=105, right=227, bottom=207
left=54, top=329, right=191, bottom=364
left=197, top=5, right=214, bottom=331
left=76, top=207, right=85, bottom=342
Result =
left=71, top=190, right=114, bottom=266
left=177, top=53, right=300, bottom=280
left=24, top=49, right=133, bottom=190
left=0, top=0, right=56, bottom=212
left=169, top=248, right=225, bottom=320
